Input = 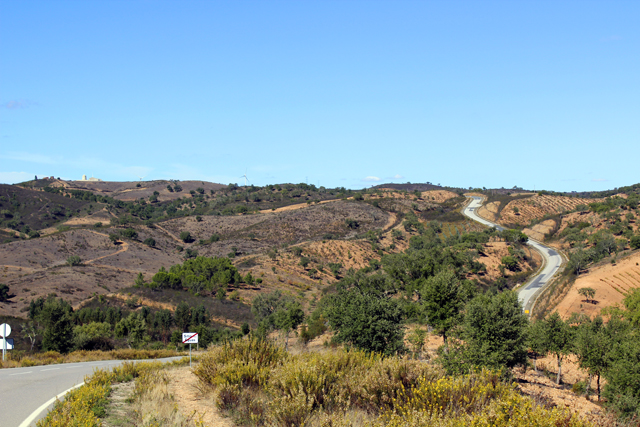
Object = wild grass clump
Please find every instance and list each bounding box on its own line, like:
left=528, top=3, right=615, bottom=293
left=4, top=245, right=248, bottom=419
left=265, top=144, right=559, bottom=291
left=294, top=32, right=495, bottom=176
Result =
left=374, top=371, right=591, bottom=426
left=193, top=337, right=287, bottom=387
left=195, top=339, right=596, bottom=427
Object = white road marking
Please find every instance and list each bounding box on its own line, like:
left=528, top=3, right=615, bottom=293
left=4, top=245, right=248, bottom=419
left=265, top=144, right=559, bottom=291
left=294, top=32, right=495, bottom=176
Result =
left=39, top=368, right=60, bottom=372
left=18, top=382, right=84, bottom=427
left=10, top=371, right=33, bottom=376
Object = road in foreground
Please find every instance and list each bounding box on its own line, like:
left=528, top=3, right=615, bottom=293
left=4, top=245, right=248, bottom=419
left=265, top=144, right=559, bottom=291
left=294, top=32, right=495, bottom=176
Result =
left=462, top=196, right=564, bottom=314
left=0, top=357, right=182, bottom=427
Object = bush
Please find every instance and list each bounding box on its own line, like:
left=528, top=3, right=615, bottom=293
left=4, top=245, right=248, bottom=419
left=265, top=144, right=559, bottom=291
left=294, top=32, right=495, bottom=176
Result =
left=66, top=256, right=82, bottom=266
left=179, top=231, right=193, bottom=243
left=143, top=237, right=155, bottom=247
left=120, top=228, right=138, bottom=240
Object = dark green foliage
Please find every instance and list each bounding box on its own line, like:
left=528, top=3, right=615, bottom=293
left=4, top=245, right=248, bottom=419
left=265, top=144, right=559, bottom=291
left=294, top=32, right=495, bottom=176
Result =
left=30, top=297, right=74, bottom=353
left=143, top=237, right=156, bottom=247
left=0, top=284, right=9, bottom=301
left=121, top=228, right=138, bottom=239
left=326, top=287, right=404, bottom=355
left=66, top=255, right=82, bottom=266
left=603, top=337, right=640, bottom=419
left=148, top=256, right=240, bottom=293
left=446, top=291, right=528, bottom=372
left=500, top=255, right=519, bottom=271
left=179, top=231, right=193, bottom=243
left=345, top=218, right=359, bottom=229
left=174, top=302, right=191, bottom=331
left=538, top=312, right=573, bottom=385
left=631, top=235, right=640, bottom=250
left=419, top=269, right=474, bottom=346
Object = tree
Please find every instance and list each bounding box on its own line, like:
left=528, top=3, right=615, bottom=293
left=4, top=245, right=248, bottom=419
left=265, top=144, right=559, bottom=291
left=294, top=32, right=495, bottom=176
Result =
left=500, top=255, right=519, bottom=272
left=21, top=321, right=38, bottom=352
left=528, top=320, right=547, bottom=372
left=134, top=272, right=145, bottom=287
left=630, top=235, right=640, bottom=250
left=461, top=290, right=529, bottom=370
left=574, top=316, right=609, bottom=400
left=578, top=287, right=596, bottom=304
left=154, top=309, right=173, bottom=343
left=115, top=313, right=147, bottom=348
left=143, top=237, right=155, bottom=247
left=174, top=302, right=191, bottom=331
left=251, top=291, right=295, bottom=322
left=541, top=312, right=573, bottom=384
left=73, top=321, right=113, bottom=350
left=568, top=248, right=589, bottom=276
left=419, top=269, right=472, bottom=347
left=38, top=298, right=74, bottom=353
left=326, top=288, right=404, bottom=355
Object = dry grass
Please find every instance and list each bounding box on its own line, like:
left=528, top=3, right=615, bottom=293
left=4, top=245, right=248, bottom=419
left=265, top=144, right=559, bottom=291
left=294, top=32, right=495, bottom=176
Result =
left=0, top=348, right=184, bottom=369
left=193, top=338, right=595, bottom=427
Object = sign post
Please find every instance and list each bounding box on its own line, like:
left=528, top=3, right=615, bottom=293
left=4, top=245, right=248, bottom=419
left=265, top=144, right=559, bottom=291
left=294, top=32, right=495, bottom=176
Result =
left=1, top=323, right=11, bottom=361
left=182, top=332, right=198, bottom=368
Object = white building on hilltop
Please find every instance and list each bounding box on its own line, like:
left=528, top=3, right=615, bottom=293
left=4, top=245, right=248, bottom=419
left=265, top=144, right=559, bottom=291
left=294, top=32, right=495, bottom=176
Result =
left=81, top=174, right=102, bottom=182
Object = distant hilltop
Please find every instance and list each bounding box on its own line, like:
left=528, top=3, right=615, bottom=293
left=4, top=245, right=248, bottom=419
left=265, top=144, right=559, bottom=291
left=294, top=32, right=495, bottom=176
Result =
left=79, top=174, right=102, bottom=182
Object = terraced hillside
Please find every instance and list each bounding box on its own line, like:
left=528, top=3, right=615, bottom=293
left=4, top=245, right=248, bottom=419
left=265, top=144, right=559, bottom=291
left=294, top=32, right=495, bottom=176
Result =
left=499, top=194, right=603, bottom=226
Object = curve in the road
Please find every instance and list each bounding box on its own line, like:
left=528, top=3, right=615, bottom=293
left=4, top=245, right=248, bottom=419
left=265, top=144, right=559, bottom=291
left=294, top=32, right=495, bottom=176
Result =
left=462, top=196, right=564, bottom=314
left=0, top=356, right=183, bottom=427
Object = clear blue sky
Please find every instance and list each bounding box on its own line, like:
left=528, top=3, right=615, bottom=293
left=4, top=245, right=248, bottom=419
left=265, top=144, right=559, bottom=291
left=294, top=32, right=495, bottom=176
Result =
left=1, top=1, right=638, bottom=192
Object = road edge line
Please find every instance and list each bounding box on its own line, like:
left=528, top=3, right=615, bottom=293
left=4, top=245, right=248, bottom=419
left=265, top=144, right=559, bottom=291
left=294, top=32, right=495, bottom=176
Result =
left=18, top=382, right=85, bottom=427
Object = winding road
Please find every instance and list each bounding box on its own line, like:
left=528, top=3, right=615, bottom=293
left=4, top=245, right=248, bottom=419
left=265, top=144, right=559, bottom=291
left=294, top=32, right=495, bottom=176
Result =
left=0, top=357, right=182, bottom=427
left=462, top=196, right=564, bottom=314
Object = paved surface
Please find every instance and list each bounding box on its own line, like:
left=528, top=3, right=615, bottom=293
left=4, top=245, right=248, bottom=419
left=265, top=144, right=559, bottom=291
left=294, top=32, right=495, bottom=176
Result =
left=0, top=356, right=182, bottom=427
left=462, top=196, right=564, bottom=313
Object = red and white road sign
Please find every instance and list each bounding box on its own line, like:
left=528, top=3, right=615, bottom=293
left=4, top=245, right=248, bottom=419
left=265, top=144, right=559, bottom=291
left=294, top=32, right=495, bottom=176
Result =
left=182, top=332, right=198, bottom=344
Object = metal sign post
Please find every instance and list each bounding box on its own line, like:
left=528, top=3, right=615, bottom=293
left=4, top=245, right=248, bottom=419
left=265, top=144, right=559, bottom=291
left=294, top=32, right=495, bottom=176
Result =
left=182, top=332, right=199, bottom=368
left=1, top=323, right=12, bottom=361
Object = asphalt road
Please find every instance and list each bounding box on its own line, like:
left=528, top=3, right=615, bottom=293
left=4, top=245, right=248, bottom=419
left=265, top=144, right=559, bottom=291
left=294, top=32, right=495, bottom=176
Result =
left=0, top=356, right=183, bottom=427
left=462, top=196, right=564, bottom=313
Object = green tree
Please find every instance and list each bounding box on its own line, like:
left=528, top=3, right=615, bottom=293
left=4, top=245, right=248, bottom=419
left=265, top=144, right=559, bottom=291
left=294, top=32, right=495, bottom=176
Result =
left=73, top=321, right=113, bottom=351
left=134, top=272, right=145, bottom=287
left=326, top=288, right=404, bottom=355
left=461, top=290, right=529, bottom=370
left=39, top=298, right=74, bottom=353
left=419, top=269, right=472, bottom=347
left=578, top=287, right=596, bottom=304
left=500, top=255, right=519, bottom=271
left=115, top=313, right=147, bottom=348
left=630, top=234, right=640, bottom=250
left=541, top=312, right=573, bottom=384
left=574, top=316, right=609, bottom=400
left=528, top=319, right=547, bottom=372
left=174, top=302, right=191, bottom=331
left=251, top=290, right=294, bottom=322
left=143, top=237, right=156, bottom=247
left=154, top=309, right=173, bottom=343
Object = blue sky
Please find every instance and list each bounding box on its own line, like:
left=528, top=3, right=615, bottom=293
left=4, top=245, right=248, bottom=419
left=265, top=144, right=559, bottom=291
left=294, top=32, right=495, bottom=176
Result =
left=1, top=1, right=638, bottom=192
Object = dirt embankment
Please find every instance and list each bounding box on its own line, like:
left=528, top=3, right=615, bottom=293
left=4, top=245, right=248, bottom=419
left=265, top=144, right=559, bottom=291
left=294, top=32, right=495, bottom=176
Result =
left=554, top=251, right=640, bottom=320
left=478, top=201, right=500, bottom=222
left=523, top=219, right=557, bottom=241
